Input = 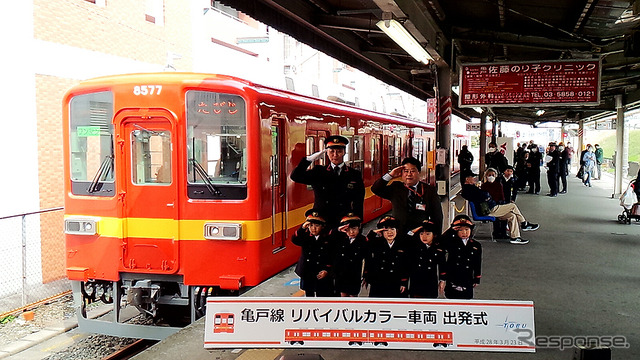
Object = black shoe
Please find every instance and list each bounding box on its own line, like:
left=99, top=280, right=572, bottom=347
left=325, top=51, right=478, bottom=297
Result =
left=559, top=190, right=567, bottom=194
left=521, top=222, right=539, bottom=231
left=510, top=237, right=529, bottom=245
left=546, top=193, right=557, bottom=197
left=534, top=191, right=540, bottom=195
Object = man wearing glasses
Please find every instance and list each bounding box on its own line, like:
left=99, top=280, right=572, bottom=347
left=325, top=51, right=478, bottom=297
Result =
left=372, top=157, right=443, bottom=235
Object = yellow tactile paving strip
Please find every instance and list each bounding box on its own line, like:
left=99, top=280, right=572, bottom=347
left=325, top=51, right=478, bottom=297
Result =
left=235, top=348, right=284, bottom=360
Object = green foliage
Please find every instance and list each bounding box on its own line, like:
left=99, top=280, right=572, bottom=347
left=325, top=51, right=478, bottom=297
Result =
left=596, top=129, right=640, bottom=162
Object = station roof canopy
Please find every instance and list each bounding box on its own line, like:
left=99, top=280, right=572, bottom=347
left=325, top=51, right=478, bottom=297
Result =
left=220, top=0, right=640, bottom=125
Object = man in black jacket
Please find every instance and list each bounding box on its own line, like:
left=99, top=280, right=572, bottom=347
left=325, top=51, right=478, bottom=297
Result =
left=290, top=135, right=365, bottom=228
left=545, top=142, right=561, bottom=197
left=457, top=145, right=474, bottom=173
left=372, top=157, right=443, bottom=235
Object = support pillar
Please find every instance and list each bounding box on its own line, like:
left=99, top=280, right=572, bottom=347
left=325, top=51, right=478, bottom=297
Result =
left=435, top=64, right=452, bottom=227
left=613, top=94, right=627, bottom=197
left=479, top=110, right=488, bottom=174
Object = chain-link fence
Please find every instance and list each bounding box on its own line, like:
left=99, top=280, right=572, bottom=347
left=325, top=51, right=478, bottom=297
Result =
left=0, top=208, right=70, bottom=315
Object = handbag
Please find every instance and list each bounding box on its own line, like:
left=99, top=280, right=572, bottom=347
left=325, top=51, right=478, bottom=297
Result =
left=478, top=201, right=491, bottom=216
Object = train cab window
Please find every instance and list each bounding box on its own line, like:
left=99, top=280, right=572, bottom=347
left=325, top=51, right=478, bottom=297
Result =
left=186, top=91, right=247, bottom=199
left=131, top=129, right=171, bottom=185
left=68, top=91, right=115, bottom=196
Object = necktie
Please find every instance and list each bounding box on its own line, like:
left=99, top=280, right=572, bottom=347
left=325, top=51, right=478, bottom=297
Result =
left=334, top=166, right=340, bottom=176
left=408, top=187, right=417, bottom=211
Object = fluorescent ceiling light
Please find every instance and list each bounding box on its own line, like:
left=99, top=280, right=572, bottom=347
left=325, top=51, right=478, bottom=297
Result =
left=376, top=19, right=433, bottom=65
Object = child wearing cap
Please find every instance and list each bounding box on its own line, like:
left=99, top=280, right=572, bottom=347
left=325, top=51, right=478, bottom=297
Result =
left=407, top=219, right=446, bottom=298
left=292, top=209, right=335, bottom=297
left=363, top=216, right=409, bottom=298
left=331, top=213, right=367, bottom=297
left=443, top=215, right=482, bottom=299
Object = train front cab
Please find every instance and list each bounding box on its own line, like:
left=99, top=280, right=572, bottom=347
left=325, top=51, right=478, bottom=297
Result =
left=63, top=76, right=300, bottom=339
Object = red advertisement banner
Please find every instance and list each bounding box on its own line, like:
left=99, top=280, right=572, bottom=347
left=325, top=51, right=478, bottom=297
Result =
left=459, top=60, right=600, bottom=107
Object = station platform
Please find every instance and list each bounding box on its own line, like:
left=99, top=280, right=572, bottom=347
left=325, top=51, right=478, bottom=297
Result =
left=132, top=170, right=640, bottom=360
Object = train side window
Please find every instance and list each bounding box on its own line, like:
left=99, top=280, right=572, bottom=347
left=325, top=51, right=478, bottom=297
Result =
left=370, top=136, right=381, bottom=176
left=388, top=136, right=397, bottom=169
left=271, top=126, right=280, bottom=185
left=131, top=130, right=171, bottom=185
left=68, top=91, right=115, bottom=196
left=318, top=137, right=326, bottom=166
left=351, top=135, right=364, bottom=171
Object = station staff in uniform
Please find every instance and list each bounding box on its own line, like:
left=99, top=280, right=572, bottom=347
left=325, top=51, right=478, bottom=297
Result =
left=291, top=210, right=335, bottom=297
left=407, top=219, right=446, bottom=298
left=290, top=135, right=365, bottom=228
left=363, top=216, right=409, bottom=298
left=371, top=157, right=443, bottom=235
left=331, top=213, right=367, bottom=297
left=443, top=215, right=482, bottom=299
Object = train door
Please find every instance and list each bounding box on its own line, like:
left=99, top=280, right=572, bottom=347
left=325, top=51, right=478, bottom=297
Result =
left=117, top=109, right=179, bottom=273
left=270, top=118, right=287, bottom=251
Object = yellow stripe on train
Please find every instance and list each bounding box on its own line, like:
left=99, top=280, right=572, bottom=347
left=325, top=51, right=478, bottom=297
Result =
left=64, top=205, right=312, bottom=241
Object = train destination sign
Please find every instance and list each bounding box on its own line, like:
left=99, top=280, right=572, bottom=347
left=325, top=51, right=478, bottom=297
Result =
left=459, top=60, right=600, bottom=107
left=204, top=297, right=536, bottom=352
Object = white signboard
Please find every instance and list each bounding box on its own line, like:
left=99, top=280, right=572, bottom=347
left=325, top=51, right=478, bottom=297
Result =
left=466, top=123, right=481, bottom=131
left=204, top=297, right=535, bottom=352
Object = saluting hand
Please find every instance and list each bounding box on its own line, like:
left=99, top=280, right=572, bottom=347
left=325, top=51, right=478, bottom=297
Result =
left=317, top=270, right=328, bottom=279
left=302, top=221, right=311, bottom=230
left=338, top=224, right=349, bottom=233
left=306, top=148, right=327, bottom=162
left=388, top=166, right=404, bottom=178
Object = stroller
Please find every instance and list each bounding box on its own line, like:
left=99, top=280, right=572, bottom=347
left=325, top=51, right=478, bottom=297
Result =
left=618, top=179, right=640, bottom=224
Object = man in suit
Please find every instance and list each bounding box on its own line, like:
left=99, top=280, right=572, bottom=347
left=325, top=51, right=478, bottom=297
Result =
left=371, top=157, right=443, bottom=235
left=290, top=135, right=365, bottom=228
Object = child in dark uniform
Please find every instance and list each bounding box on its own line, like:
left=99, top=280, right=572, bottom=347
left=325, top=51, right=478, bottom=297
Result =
left=332, top=213, right=367, bottom=297
left=408, top=220, right=446, bottom=298
left=444, top=215, right=482, bottom=299
left=363, top=216, right=409, bottom=298
left=292, top=209, right=334, bottom=297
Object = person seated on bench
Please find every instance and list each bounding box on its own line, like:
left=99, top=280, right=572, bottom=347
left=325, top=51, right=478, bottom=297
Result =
left=480, top=167, right=508, bottom=239
left=460, top=170, right=538, bottom=245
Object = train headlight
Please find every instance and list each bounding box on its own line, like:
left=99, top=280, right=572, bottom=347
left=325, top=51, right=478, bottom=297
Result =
left=204, top=223, right=242, bottom=240
left=65, top=217, right=99, bottom=235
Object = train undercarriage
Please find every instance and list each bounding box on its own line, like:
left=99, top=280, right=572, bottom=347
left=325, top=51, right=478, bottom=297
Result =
left=72, top=274, right=237, bottom=340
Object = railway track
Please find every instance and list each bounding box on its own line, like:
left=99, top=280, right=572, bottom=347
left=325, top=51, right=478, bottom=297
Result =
left=101, top=339, right=159, bottom=360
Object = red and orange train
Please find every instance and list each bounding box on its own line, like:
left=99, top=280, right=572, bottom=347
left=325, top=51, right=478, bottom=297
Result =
left=63, top=73, right=467, bottom=339
left=284, top=328, right=453, bottom=347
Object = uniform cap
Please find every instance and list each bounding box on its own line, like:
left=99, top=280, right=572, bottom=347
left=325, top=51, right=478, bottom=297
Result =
left=325, top=135, right=349, bottom=148
left=548, top=141, right=557, bottom=147
left=418, top=220, right=437, bottom=233
left=304, top=209, right=326, bottom=225
left=339, top=213, right=362, bottom=227
left=451, top=214, right=475, bottom=230
left=377, top=215, right=399, bottom=229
